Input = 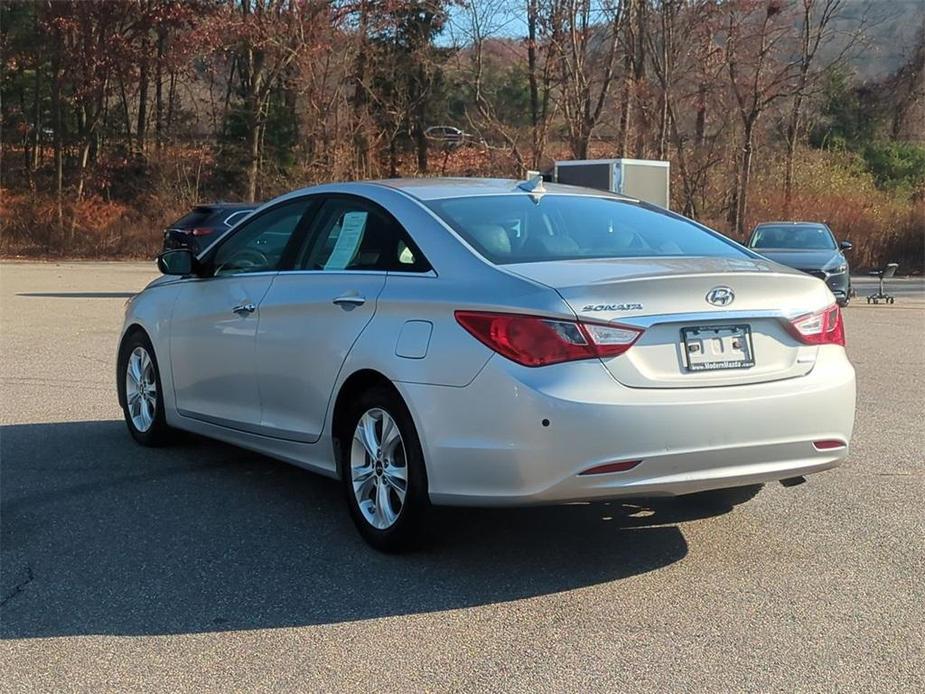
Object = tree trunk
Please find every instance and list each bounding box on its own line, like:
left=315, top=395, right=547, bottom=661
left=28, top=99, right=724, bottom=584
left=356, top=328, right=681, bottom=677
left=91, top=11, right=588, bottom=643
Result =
left=118, top=74, right=133, bottom=149
left=242, top=39, right=265, bottom=202
left=575, top=132, right=589, bottom=160
left=783, top=99, right=801, bottom=218
left=632, top=0, right=647, bottom=158
left=52, top=74, right=63, bottom=234
left=664, top=97, right=694, bottom=217
left=220, top=56, right=237, bottom=141
left=735, top=120, right=755, bottom=238
left=246, top=112, right=261, bottom=202
left=388, top=135, right=398, bottom=178
left=30, top=60, right=41, bottom=172
left=413, top=62, right=429, bottom=174
left=694, top=82, right=706, bottom=147
left=527, top=0, right=540, bottom=168
left=351, top=0, right=369, bottom=177
left=70, top=138, right=91, bottom=242
left=154, top=27, right=165, bottom=150
left=415, top=124, right=428, bottom=173
left=137, top=53, right=149, bottom=152
left=656, top=1, right=672, bottom=160
left=617, top=0, right=635, bottom=156
left=167, top=70, right=177, bottom=133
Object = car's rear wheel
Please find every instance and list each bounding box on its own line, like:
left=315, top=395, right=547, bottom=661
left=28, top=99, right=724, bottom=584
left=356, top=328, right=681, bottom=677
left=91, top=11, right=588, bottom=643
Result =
left=118, top=331, right=174, bottom=446
left=341, top=387, right=429, bottom=552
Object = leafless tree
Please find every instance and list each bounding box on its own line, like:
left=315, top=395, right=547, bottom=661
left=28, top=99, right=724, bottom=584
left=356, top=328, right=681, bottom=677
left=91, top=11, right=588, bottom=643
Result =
left=724, top=0, right=798, bottom=237
left=526, top=0, right=558, bottom=168
left=453, top=0, right=529, bottom=172
left=219, top=0, right=325, bottom=201
left=551, top=0, right=625, bottom=159
left=782, top=0, right=865, bottom=215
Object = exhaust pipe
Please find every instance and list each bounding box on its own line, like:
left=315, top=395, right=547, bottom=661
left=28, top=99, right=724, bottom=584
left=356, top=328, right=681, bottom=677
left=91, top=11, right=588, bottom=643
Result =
left=780, top=476, right=806, bottom=488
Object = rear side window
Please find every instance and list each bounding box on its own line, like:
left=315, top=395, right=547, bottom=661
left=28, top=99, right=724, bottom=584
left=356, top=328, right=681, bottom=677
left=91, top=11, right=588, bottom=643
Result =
left=427, top=194, right=752, bottom=265
left=297, top=199, right=430, bottom=272
left=223, top=210, right=254, bottom=228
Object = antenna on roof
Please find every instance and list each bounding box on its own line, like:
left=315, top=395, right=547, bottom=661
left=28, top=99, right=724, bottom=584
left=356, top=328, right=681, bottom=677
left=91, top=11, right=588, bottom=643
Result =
left=518, top=171, right=546, bottom=202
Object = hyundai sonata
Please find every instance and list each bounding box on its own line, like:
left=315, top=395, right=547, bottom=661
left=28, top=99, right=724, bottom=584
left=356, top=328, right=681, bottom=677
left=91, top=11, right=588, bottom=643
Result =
left=118, top=178, right=856, bottom=551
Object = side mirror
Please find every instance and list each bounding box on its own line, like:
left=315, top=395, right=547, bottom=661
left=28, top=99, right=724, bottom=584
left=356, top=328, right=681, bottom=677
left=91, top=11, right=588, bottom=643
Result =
left=157, top=249, right=194, bottom=276
left=839, top=240, right=853, bottom=251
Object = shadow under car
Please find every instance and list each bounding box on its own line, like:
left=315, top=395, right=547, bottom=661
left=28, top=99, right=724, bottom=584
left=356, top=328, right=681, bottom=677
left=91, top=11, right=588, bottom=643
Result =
left=0, top=420, right=745, bottom=639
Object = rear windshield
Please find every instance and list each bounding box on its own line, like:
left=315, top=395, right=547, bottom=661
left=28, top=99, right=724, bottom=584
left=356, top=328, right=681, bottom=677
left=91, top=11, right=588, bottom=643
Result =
left=170, top=207, right=216, bottom=229
left=750, top=225, right=836, bottom=250
left=426, top=194, right=751, bottom=264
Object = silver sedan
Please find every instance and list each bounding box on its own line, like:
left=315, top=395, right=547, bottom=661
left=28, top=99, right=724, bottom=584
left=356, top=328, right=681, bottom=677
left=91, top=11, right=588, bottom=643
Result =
left=118, top=178, right=856, bottom=551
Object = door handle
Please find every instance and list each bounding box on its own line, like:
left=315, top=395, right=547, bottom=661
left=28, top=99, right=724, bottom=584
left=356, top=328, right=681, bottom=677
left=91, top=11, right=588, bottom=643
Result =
left=332, top=294, right=366, bottom=307
left=232, top=302, right=256, bottom=315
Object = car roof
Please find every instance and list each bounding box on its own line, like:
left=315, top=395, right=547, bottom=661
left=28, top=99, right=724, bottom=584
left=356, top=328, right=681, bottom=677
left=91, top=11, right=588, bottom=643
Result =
left=370, top=177, right=636, bottom=202
left=194, top=202, right=260, bottom=212
left=754, top=221, right=830, bottom=228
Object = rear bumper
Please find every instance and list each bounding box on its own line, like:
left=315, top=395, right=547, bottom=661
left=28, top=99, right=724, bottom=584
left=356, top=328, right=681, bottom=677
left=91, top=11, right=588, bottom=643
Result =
left=399, top=347, right=856, bottom=506
left=163, top=230, right=203, bottom=254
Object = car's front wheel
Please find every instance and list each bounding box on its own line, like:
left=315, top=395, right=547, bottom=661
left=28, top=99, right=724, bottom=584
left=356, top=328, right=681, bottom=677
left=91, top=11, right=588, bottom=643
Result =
left=117, top=331, right=174, bottom=446
left=341, top=387, right=430, bottom=552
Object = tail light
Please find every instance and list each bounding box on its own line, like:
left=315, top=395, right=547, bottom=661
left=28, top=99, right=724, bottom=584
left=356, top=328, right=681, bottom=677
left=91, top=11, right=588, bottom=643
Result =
left=813, top=439, right=846, bottom=450
left=454, top=311, right=644, bottom=367
left=580, top=460, right=642, bottom=475
left=190, top=227, right=216, bottom=237
left=786, top=304, right=845, bottom=346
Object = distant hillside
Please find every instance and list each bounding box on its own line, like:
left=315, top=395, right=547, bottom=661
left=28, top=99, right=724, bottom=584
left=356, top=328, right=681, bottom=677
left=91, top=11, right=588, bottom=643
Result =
left=831, top=0, right=923, bottom=81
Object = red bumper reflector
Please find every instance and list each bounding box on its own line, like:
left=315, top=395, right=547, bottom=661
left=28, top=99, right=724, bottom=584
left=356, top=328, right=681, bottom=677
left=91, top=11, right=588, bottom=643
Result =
left=579, top=460, right=642, bottom=476
left=813, top=440, right=846, bottom=450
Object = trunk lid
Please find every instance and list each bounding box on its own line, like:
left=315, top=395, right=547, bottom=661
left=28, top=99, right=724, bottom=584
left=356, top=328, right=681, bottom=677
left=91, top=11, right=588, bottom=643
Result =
left=507, top=257, right=832, bottom=388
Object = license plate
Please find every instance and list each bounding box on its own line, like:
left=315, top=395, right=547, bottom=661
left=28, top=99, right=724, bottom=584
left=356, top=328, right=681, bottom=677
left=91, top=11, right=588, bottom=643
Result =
left=681, top=325, right=754, bottom=372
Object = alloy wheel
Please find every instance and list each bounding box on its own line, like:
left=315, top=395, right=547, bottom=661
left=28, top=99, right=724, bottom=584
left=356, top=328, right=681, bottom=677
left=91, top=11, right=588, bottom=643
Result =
left=125, top=346, right=157, bottom=433
left=350, top=408, right=408, bottom=530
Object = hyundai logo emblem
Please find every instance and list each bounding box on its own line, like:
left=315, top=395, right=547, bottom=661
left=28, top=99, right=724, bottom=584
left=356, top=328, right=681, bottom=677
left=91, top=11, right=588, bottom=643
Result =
left=706, top=286, right=735, bottom=306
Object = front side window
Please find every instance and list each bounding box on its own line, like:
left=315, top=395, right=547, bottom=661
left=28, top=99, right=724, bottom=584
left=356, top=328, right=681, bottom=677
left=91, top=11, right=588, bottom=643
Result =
left=297, top=199, right=429, bottom=272
left=750, top=225, right=836, bottom=250
left=212, top=200, right=312, bottom=276
left=426, top=194, right=752, bottom=265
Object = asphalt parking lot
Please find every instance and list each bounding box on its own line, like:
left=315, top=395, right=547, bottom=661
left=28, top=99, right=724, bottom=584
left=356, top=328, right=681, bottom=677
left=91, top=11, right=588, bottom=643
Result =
left=1, top=261, right=923, bottom=692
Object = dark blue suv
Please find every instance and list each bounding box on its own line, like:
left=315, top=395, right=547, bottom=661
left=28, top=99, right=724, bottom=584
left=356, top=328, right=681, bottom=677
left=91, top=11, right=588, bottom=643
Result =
left=748, top=222, right=853, bottom=306
left=163, top=203, right=259, bottom=255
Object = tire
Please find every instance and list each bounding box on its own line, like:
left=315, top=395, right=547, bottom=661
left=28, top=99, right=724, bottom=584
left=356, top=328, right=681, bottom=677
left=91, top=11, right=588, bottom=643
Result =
left=682, top=483, right=763, bottom=508
left=340, top=386, right=430, bottom=552
left=117, top=330, right=174, bottom=447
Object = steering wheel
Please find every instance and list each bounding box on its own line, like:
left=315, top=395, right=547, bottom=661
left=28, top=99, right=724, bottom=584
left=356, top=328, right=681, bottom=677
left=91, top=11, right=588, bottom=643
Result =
left=216, top=248, right=270, bottom=275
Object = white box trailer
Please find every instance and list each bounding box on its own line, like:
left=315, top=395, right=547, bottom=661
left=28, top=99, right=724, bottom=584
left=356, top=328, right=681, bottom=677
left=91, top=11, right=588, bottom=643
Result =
left=553, top=158, right=670, bottom=209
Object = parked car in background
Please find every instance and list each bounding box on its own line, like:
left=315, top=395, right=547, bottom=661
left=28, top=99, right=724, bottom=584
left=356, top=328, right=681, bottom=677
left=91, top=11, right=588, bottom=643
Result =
left=747, top=221, right=853, bottom=306
left=162, top=203, right=259, bottom=254
left=120, top=178, right=855, bottom=551
left=424, top=125, right=469, bottom=144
